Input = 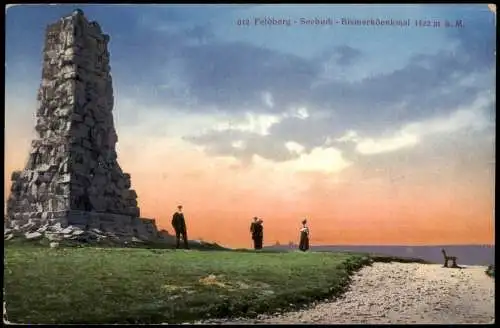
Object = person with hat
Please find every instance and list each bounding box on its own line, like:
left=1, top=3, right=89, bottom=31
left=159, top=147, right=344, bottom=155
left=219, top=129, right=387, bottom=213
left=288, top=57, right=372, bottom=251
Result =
left=250, top=217, right=259, bottom=250
left=171, top=205, right=189, bottom=249
left=299, top=219, right=310, bottom=252
left=254, top=218, right=264, bottom=250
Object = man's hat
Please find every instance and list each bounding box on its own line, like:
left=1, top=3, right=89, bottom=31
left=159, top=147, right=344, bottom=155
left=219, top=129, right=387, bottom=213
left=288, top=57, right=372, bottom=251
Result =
left=177, top=205, right=183, bottom=209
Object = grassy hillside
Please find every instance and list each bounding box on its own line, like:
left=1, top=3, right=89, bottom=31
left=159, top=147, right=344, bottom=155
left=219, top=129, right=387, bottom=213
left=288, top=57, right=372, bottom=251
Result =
left=4, top=244, right=371, bottom=324
left=3, top=235, right=228, bottom=251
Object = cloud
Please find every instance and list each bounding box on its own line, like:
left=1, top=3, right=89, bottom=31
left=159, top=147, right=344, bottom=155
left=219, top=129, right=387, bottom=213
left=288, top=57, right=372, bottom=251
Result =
left=212, top=112, right=283, bottom=136
left=185, top=106, right=316, bottom=163
left=186, top=129, right=297, bottom=163
left=334, top=130, right=359, bottom=143
left=403, top=97, right=492, bottom=136
left=6, top=5, right=495, bottom=175
left=231, top=140, right=246, bottom=149
left=285, top=141, right=305, bottom=154
left=355, top=133, right=419, bottom=155
left=165, top=41, right=319, bottom=113
left=334, top=93, right=493, bottom=156
left=252, top=145, right=351, bottom=175
left=102, top=84, right=494, bottom=184
left=186, top=106, right=309, bottom=137
left=15, top=5, right=491, bottom=133
left=291, top=147, right=352, bottom=173
left=261, top=91, right=274, bottom=109
left=185, top=79, right=493, bottom=163
left=322, top=45, right=363, bottom=66
left=289, top=107, right=309, bottom=119
left=142, top=9, right=491, bottom=122
left=139, top=10, right=493, bottom=167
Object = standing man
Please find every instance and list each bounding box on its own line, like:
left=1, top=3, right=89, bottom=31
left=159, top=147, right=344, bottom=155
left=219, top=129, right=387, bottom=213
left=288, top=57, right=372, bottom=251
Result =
left=250, top=217, right=259, bottom=250
left=254, top=219, right=264, bottom=250
left=171, top=205, right=189, bottom=249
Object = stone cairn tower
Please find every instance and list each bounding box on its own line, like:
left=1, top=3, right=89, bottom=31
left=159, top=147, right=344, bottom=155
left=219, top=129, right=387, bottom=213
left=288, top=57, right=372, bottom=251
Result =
left=4, top=9, right=159, bottom=244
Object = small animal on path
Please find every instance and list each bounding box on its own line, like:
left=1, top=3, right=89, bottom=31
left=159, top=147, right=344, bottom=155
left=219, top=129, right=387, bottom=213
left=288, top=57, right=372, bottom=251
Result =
left=441, top=248, right=460, bottom=268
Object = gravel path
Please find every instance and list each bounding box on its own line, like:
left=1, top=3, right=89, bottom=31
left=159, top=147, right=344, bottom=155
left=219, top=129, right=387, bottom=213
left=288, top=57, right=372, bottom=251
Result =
left=201, top=262, right=495, bottom=324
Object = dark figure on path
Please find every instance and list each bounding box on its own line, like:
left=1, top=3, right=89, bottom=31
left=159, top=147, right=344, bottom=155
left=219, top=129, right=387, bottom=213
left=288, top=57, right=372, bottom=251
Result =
left=171, top=205, right=189, bottom=249
left=299, top=219, right=310, bottom=252
left=253, top=219, right=264, bottom=250
left=250, top=217, right=259, bottom=249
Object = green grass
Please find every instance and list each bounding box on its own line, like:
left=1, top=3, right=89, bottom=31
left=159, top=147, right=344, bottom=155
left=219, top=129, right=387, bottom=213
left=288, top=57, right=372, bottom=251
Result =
left=367, top=254, right=433, bottom=264
left=486, top=265, right=495, bottom=278
left=4, top=235, right=228, bottom=251
left=4, top=244, right=371, bottom=324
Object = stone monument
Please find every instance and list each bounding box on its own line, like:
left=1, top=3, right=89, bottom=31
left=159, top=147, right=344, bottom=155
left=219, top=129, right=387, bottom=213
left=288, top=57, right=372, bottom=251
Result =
left=4, top=9, right=159, bottom=244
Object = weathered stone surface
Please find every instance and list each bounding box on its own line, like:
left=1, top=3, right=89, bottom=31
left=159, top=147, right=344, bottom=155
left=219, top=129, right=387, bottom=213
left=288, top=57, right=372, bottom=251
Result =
left=4, top=9, right=159, bottom=245
left=25, top=232, right=43, bottom=240
left=45, top=233, right=62, bottom=241
left=72, top=229, right=85, bottom=236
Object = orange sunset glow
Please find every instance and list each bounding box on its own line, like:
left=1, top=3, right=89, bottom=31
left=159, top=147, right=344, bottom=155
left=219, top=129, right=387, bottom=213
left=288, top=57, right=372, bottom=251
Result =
left=5, top=4, right=495, bottom=248
left=4, top=118, right=495, bottom=248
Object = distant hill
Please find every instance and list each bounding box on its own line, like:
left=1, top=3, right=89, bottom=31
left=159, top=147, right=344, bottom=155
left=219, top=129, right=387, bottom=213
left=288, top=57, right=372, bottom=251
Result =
left=265, top=245, right=495, bottom=266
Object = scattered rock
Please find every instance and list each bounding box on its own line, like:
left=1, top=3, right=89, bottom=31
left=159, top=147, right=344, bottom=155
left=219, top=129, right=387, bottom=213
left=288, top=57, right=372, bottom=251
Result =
left=52, top=223, right=63, bottom=232
left=25, top=231, right=43, bottom=240
left=37, top=225, right=49, bottom=233
left=61, top=227, right=74, bottom=234
left=45, top=233, right=62, bottom=241
left=72, top=229, right=85, bottom=236
left=21, top=221, right=36, bottom=230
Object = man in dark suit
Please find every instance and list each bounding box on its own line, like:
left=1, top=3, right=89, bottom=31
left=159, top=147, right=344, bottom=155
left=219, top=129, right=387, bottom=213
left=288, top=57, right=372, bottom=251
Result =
left=254, top=219, right=264, bottom=250
left=250, top=217, right=259, bottom=249
left=171, top=205, right=189, bottom=249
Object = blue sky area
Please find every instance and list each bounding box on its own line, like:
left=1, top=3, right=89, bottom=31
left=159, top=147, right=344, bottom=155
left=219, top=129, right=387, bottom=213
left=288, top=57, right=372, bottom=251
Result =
left=5, top=4, right=495, bottom=164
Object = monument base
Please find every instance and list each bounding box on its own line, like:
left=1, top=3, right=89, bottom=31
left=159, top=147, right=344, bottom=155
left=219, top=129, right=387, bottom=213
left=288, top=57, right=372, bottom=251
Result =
left=4, top=210, right=159, bottom=243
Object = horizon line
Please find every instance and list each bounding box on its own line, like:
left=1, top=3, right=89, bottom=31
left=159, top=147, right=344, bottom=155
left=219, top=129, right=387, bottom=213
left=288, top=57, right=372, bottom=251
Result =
left=266, top=244, right=495, bottom=247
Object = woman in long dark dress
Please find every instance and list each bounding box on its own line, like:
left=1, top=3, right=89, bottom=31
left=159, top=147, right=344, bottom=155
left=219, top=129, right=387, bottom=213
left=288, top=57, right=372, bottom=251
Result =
left=298, top=219, right=310, bottom=252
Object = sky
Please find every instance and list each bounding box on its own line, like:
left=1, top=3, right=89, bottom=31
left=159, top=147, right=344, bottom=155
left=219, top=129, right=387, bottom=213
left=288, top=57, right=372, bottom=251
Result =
left=5, top=4, right=496, bottom=248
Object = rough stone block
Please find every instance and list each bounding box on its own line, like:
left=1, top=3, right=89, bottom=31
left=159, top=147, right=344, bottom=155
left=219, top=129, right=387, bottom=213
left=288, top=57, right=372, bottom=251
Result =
left=11, top=171, right=22, bottom=181
left=25, top=231, right=43, bottom=240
